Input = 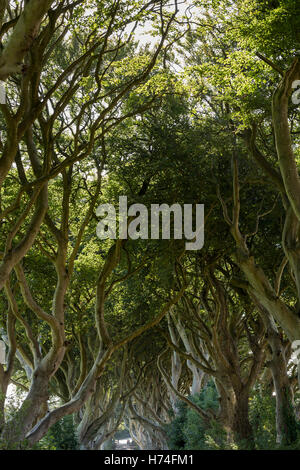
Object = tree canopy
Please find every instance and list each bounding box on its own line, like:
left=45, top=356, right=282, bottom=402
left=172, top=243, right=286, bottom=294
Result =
left=0, top=0, right=300, bottom=451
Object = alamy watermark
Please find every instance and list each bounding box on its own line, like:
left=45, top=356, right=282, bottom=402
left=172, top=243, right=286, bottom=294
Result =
left=95, top=197, right=204, bottom=251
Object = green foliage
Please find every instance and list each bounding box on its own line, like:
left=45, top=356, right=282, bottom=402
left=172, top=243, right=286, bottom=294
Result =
left=1, top=0, right=300, bottom=452
left=166, top=382, right=227, bottom=450
left=249, top=389, right=277, bottom=449
left=37, top=416, right=79, bottom=450
left=167, top=387, right=300, bottom=451
left=249, top=388, right=300, bottom=449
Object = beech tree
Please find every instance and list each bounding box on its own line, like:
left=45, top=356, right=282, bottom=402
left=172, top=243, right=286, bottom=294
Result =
left=1, top=0, right=300, bottom=452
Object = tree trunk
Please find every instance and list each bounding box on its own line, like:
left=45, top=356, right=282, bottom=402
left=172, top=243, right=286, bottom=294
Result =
left=257, top=303, right=298, bottom=445
left=232, top=392, right=255, bottom=449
